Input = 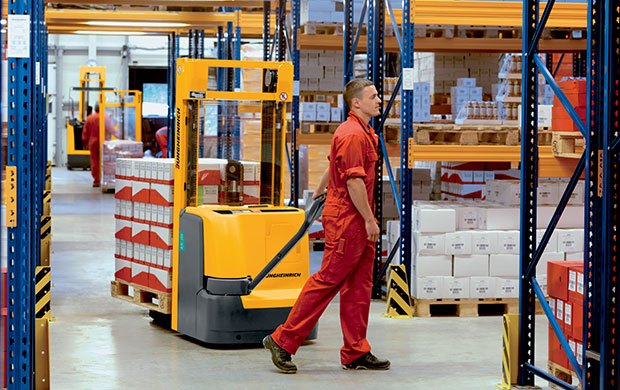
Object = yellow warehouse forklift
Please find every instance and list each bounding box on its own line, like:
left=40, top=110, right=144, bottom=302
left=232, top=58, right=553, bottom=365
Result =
left=66, top=66, right=112, bottom=170
left=172, top=59, right=322, bottom=344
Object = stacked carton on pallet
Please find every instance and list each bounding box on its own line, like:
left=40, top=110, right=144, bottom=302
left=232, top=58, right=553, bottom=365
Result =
left=441, top=162, right=518, bottom=201
left=387, top=178, right=585, bottom=300
left=101, top=140, right=143, bottom=192
left=113, top=158, right=260, bottom=293
left=451, top=78, right=483, bottom=118
left=547, top=260, right=584, bottom=370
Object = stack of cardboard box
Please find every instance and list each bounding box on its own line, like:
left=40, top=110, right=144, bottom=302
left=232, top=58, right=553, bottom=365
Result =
left=547, top=260, right=584, bottom=370
left=299, top=51, right=344, bottom=92
left=113, top=158, right=260, bottom=293
left=386, top=199, right=585, bottom=300
left=101, top=140, right=143, bottom=192
left=440, top=162, right=517, bottom=201
left=451, top=78, right=484, bottom=118
left=552, top=78, right=587, bottom=132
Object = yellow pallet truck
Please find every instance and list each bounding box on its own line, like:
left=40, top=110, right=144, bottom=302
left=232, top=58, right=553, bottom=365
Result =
left=171, top=59, right=320, bottom=345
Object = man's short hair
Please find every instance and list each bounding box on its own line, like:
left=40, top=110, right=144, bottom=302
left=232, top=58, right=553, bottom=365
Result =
left=344, top=79, right=375, bottom=108
left=94, top=103, right=100, bottom=113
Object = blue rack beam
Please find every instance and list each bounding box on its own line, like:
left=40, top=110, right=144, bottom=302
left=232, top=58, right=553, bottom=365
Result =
left=599, top=0, right=620, bottom=386
left=367, top=0, right=385, bottom=299
left=583, top=0, right=603, bottom=387
left=518, top=0, right=540, bottom=386
left=7, top=0, right=36, bottom=387
left=291, top=0, right=300, bottom=207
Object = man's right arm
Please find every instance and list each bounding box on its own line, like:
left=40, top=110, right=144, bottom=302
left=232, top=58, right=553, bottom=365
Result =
left=347, top=178, right=379, bottom=242
left=313, top=168, right=329, bottom=199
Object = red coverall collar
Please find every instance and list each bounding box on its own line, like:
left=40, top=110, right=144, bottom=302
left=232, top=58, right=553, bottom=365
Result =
left=348, top=111, right=375, bottom=137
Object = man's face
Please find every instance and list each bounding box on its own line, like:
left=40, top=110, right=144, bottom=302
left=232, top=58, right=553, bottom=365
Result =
left=353, top=86, right=382, bottom=118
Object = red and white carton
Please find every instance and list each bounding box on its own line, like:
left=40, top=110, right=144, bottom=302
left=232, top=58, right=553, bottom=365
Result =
left=114, top=258, right=132, bottom=282
left=150, top=225, right=173, bottom=250
left=244, top=185, right=260, bottom=205
left=156, top=159, right=174, bottom=183
left=131, top=262, right=149, bottom=287
left=162, top=206, right=173, bottom=226
left=198, top=159, right=224, bottom=186
left=115, top=219, right=132, bottom=241
left=150, top=183, right=174, bottom=206
left=131, top=221, right=150, bottom=246
left=121, top=200, right=133, bottom=219
left=115, top=179, right=133, bottom=201
left=132, top=181, right=151, bottom=203
left=149, top=268, right=172, bottom=292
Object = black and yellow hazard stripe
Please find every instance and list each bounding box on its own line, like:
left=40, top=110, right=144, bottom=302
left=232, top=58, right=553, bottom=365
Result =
left=499, top=314, right=519, bottom=389
left=40, top=215, right=52, bottom=266
left=45, top=160, right=52, bottom=192
left=35, top=266, right=52, bottom=320
left=385, top=264, right=413, bottom=318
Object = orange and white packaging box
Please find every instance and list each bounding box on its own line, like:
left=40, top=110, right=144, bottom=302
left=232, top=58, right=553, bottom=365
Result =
left=131, top=221, right=150, bottom=246
left=121, top=200, right=133, bottom=219
left=162, top=249, right=172, bottom=269
left=114, top=179, right=133, bottom=201
left=244, top=185, right=260, bottom=205
left=131, top=262, right=149, bottom=286
left=150, top=226, right=173, bottom=249
left=131, top=159, right=142, bottom=180
left=132, top=181, right=151, bottom=203
left=146, top=159, right=159, bottom=181
left=198, top=159, right=225, bottom=186
left=132, top=243, right=144, bottom=263
left=162, top=206, right=173, bottom=225
left=470, top=276, right=497, bottom=298
left=151, top=205, right=163, bottom=224
left=115, top=239, right=122, bottom=257
left=156, top=159, right=174, bottom=182
left=133, top=202, right=144, bottom=221
left=495, top=277, right=519, bottom=298
left=115, top=199, right=122, bottom=216
left=115, top=219, right=132, bottom=241
left=151, top=183, right=174, bottom=206
left=147, top=245, right=158, bottom=266
left=114, top=258, right=132, bottom=282
left=149, top=268, right=172, bottom=292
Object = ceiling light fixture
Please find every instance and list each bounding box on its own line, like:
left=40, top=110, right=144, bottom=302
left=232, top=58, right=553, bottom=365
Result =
left=85, top=21, right=189, bottom=28
left=75, top=30, right=149, bottom=36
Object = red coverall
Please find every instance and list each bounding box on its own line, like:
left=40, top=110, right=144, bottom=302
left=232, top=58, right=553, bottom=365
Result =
left=272, top=111, right=378, bottom=365
left=82, top=113, right=114, bottom=186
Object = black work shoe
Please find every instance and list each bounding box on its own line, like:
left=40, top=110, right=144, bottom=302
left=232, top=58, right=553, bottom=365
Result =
left=263, top=335, right=297, bottom=374
left=342, top=352, right=391, bottom=370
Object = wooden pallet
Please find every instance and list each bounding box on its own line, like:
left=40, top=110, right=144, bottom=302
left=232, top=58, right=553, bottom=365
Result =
left=301, top=122, right=339, bottom=134
left=552, top=131, right=585, bottom=159
left=300, top=22, right=343, bottom=36
left=414, top=298, right=545, bottom=318
left=111, top=279, right=171, bottom=314
left=431, top=93, right=451, bottom=105
left=456, top=26, right=520, bottom=39
left=414, top=25, right=455, bottom=38
left=548, top=361, right=581, bottom=390
left=414, top=128, right=520, bottom=146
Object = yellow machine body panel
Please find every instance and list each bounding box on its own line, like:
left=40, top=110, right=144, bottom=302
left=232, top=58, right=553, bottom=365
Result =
left=184, top=204, right=309, bottom=310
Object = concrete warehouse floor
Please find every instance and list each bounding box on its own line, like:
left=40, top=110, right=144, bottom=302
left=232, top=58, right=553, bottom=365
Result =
left=50, top=167, right=558, bottom=390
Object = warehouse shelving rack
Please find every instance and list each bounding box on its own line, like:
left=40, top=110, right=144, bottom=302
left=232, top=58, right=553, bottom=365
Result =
left=4, top=0, right=49, bottom=386
left=516, top=0, right=619, bottom=388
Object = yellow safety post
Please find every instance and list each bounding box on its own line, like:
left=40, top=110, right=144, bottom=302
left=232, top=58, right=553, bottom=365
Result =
left=385, top=264, right=413, bottom=318
left=498, top=313, right=519, bottom=389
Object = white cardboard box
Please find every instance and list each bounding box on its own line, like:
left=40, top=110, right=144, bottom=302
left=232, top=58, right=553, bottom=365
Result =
left=412, top=233, right=446, bottom=256
left=413, top=255, right=453, bottom=277
left=414, top=207, right=456, bottom=233
left=497, top=231, right=520, bottom=254
left=444, top=231, right=473, bottom=255
left=477, top=206, right=520, bottom=230
left=471, top=231, right=499, bottom=255
left=456, top=206, right=478, bottom=230
left=565, top=252, right=584, bottom=261
left=495, top=277, right=519, bottom=298
left=489, top=254, right=519, bottom=277
left=537, top=228, right=559, bottom=253
left=538, top=181, right=560, bottom=205
left=413, top=276, right=444, bottom=299
left=453, top=255, right=489, bottom=277
left=557, top=229, right=584, bottom=253
left=443, top=277, right=470, bottom=299
left=470, top=276, right=498, bottom=298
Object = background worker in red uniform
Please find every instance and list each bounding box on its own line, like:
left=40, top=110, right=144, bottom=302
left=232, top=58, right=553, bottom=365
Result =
left=82, top=103, right=115, bottom=187
left=155, top=126, right=169, bottom=158
left=264, top=79, right=390, bottom=373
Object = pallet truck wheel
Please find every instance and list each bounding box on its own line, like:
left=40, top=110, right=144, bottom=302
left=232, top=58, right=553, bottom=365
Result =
left=149, top=310, right=171, bottom=329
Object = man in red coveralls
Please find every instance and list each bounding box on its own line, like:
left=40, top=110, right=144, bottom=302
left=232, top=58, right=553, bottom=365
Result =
left=263, top=79, right=389, bottom=373
left=82, top=103, right=115, bottom=187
